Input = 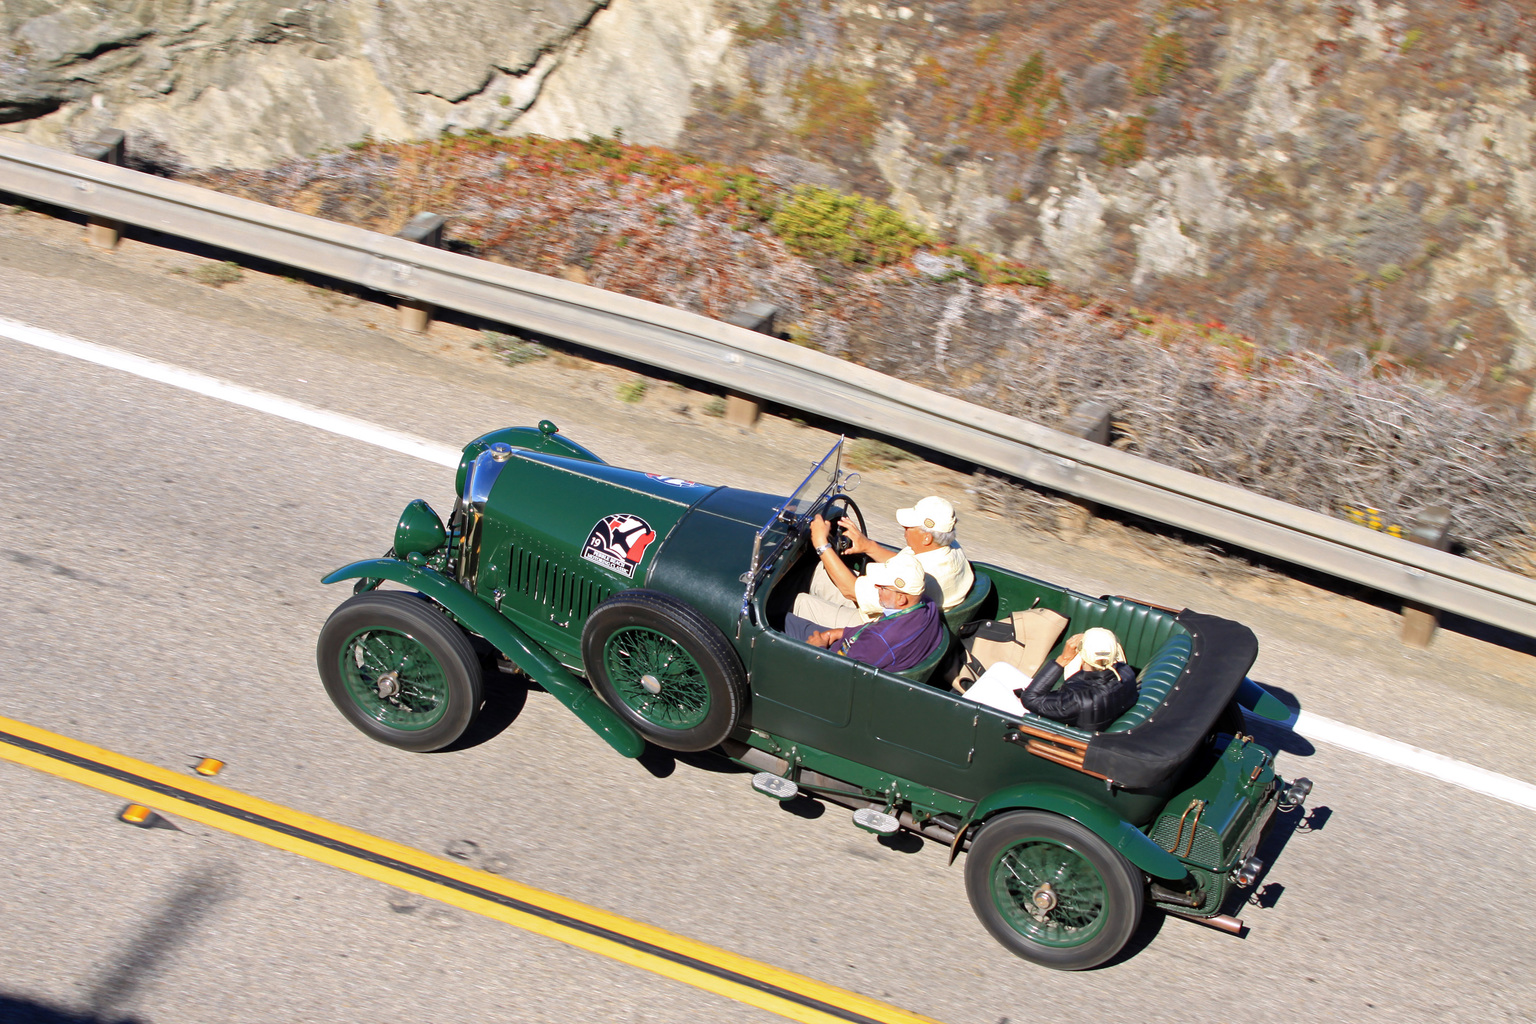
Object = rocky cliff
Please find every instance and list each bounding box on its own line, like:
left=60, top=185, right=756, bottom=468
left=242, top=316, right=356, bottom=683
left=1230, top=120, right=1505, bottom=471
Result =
left=4, top=0, right=1534, bottom=412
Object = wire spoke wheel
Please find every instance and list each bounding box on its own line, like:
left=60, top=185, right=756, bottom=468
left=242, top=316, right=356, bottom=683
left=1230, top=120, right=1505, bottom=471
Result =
left=993, top=839, right=1108, bottom=947
left=582, top=590, right=746, bottom=752
left=965, top=810, right=1144, bottom=970
left=339, top=627, right=451, bottom=730
left=604, top=626, right=710, bottom=729
left=317, top=591, right=484, bottom=752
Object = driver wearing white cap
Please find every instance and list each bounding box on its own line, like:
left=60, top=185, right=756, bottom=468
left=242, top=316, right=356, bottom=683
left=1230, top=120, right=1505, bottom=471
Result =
left=794, top=494, right=974, bottom=630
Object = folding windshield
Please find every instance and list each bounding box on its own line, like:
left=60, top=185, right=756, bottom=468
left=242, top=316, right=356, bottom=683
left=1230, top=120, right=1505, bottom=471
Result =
left=741, top=438, right=846, bottom=617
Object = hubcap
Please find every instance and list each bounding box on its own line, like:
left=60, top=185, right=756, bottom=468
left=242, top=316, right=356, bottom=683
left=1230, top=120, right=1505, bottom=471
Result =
left=992, top=839, right=1109, bottom=948
left=339, top=627, right=450, bottom=731
left=603, top=626, right=710, bottom=730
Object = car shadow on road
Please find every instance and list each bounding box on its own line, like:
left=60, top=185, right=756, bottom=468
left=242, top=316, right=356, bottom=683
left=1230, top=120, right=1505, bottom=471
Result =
left=442, top=669, right=530, bottom=751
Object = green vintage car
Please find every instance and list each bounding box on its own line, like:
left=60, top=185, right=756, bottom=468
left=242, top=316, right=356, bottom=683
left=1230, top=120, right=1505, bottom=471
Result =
left=317, top=422, right=1310, bottom=970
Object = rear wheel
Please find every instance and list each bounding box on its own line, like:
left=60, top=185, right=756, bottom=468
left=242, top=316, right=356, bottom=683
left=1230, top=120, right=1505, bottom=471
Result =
left=582, top=590, right=746, bottom=752
left=964, top=810, right=1145, bottom=970
left=317, top=591, right=483, bottom=752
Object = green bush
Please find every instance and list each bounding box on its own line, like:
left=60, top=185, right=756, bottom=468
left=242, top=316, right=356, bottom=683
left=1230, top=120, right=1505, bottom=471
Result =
left=481, top=330, right=548, bottom=365
left=617, top=378, right=648, bottom=403
left=771, top=187, right=932, bottom=266
left=191, top=261, right=243, bottom=287
left=846, top=437, right=915, bottom=469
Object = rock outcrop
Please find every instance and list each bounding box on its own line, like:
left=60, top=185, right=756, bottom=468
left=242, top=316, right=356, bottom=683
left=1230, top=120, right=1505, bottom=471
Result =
left=3, top=0, right=1534, bottom=404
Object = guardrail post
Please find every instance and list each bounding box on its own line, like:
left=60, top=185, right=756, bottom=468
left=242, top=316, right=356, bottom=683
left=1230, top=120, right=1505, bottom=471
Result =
left=395, top=213, right=445, bottom=333
left=1401, top=505, right=1453, bottom=648
left=722, top=303, right=779, bottom=429
left=76, top=129, right=125, bottom=250
left=1057, top=401, right=1114, bottom=534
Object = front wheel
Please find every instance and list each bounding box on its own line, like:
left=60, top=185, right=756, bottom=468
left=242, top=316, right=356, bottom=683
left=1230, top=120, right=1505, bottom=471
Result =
left=317, top=591, right=483, bottom=752
left=964, top=810, right=1145, bottom=970
left=581, top=590, right=746, bottom=752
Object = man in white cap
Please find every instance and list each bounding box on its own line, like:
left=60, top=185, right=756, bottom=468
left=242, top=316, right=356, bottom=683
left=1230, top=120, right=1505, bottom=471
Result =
left=782, top=551, right=946, bottom=673
left=793, top=494, right=975, bottom=629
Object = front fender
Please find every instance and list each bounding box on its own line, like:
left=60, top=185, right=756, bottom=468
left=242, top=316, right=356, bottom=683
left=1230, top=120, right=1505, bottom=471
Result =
left=959, top=783, right=1190, bottom=882
left=322, top=558, right=644, bottom=759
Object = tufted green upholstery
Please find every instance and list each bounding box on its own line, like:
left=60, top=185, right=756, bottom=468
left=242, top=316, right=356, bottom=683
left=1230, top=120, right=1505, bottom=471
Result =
left=1106, top=633, right=1192, bottom=733
left=1029, top=594, right=1185, bottom=663
left=942, top=572, right=994, bottom=633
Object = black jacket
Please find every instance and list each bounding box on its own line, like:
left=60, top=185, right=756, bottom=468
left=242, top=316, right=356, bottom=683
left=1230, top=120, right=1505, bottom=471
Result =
left=1017, top=660, right=1139, bottom=732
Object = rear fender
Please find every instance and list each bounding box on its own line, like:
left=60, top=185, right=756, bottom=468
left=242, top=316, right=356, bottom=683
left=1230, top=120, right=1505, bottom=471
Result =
left=958, top=783, right=1190, bottom=882
left=322, top=558, right=644, bottom=758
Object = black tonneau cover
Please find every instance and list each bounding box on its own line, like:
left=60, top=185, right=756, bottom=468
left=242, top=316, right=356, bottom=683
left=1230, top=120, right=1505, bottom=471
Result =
left=1081, top=611, right=1258, bottom=790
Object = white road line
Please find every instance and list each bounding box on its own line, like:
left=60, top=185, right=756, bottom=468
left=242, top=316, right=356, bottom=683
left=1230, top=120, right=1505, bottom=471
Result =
left=0, top=317, right=461, bottom=469
left=1294, top=711, right=1536, bottom=811
left=4, top=317, right=1535, bottom=813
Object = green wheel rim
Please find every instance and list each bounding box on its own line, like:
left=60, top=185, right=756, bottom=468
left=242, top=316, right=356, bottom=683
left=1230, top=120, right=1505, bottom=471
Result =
left=603, top=626, right=710, bottom=730
left=991, top=838, right=1109, bottom=948
left=338, top=627, right=451, bottom=731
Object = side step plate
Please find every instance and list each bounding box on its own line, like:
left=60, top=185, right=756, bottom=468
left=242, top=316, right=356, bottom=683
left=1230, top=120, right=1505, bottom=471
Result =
left=852, top=807, right=899, bottom=835
left=751, top=772, right=799, bottom=801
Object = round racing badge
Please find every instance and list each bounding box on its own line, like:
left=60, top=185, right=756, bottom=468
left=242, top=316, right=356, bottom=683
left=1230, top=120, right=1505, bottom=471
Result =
left=581, top=514, right=657, bottom=578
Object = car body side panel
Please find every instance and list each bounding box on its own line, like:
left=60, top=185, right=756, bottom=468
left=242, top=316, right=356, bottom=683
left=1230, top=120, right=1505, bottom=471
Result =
left=475, top=454, right=704, bottom=661
left=320, top=558, right=644, bottom=758
left=643, top=504, right=769, bottom=639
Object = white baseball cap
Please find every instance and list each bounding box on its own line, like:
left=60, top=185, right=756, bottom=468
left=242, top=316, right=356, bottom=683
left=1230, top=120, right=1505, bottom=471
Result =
left=863, top=551, right=927, bottom=596
left=895, top=495, right=957, bottom=533
left=1080, top=627, right=1125, bottom=670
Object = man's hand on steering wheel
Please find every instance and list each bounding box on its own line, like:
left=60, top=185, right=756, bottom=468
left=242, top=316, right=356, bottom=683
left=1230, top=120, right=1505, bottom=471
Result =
left=809, top=514, right=833, bottom=549
left=838, top=516, right=870, bottom=555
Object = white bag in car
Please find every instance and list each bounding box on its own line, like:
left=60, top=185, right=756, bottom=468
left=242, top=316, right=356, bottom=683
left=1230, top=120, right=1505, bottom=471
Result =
left=962, top=660, right=1033, bottom=716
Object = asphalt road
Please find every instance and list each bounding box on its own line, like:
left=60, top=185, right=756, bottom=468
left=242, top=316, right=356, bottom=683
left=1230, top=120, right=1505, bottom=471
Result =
left=1, top=209, right=1533, bottom=1024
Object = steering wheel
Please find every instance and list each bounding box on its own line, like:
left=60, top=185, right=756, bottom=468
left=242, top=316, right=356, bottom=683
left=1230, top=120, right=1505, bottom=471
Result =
left=821, top=494, right=867, bottom=556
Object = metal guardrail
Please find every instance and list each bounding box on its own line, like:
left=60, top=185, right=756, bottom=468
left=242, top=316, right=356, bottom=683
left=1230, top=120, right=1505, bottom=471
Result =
left=3, top=136, right=1534, bottom=640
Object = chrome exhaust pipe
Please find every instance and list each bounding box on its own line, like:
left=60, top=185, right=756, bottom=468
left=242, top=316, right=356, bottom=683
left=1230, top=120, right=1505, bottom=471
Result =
left=1166, top=911, right=1245, bottom=935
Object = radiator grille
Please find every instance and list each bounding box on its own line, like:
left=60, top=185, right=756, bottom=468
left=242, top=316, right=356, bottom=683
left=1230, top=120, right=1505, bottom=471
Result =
left=508, top=544, right=610, bottom=625
left=1149, top=812, right=1228, bottom=915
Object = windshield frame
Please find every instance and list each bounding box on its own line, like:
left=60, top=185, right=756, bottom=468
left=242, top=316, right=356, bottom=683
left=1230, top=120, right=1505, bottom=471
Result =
left=740, top=437, right=848, bottom=619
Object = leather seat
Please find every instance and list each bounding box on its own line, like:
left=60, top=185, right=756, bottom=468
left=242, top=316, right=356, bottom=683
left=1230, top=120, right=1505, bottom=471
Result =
left=942, top=571, right=994, bottom=633
left=1105, top=633, right=1192, bottom=732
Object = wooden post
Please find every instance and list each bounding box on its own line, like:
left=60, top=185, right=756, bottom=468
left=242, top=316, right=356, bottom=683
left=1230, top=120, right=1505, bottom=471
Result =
left=1401, top=505, right=1452, bottom=648
left=1057, top=400, right=1114, bottom=535
left=77, top=129, right=125, bottom=250
left=395, top=213, right=445, bottom=333
left=721, top=303, right=779, bottom=429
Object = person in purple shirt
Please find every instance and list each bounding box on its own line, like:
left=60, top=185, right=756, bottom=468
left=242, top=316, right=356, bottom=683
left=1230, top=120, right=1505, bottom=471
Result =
left=783, top=551, right=945, bottom=673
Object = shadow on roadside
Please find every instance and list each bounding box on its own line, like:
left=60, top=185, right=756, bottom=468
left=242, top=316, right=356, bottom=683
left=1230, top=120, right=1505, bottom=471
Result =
left=0, top=994, right=143, bottom=1024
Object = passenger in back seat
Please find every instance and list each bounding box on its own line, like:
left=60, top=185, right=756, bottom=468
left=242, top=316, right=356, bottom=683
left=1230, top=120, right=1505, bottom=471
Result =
left=1017, top=627, right=1139, bottom=732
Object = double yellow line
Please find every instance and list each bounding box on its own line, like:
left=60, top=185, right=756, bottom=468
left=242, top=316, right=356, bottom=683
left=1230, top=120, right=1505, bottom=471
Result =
left=0, top=715, right=942, bottom=1024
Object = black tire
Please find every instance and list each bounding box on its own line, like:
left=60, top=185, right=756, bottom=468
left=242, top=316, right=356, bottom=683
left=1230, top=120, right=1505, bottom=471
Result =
left=581, top=590, right=746, bottom=752
left=964, top=810, right=1145, bottom=971
left=317, top=591, right=484, bottom=752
